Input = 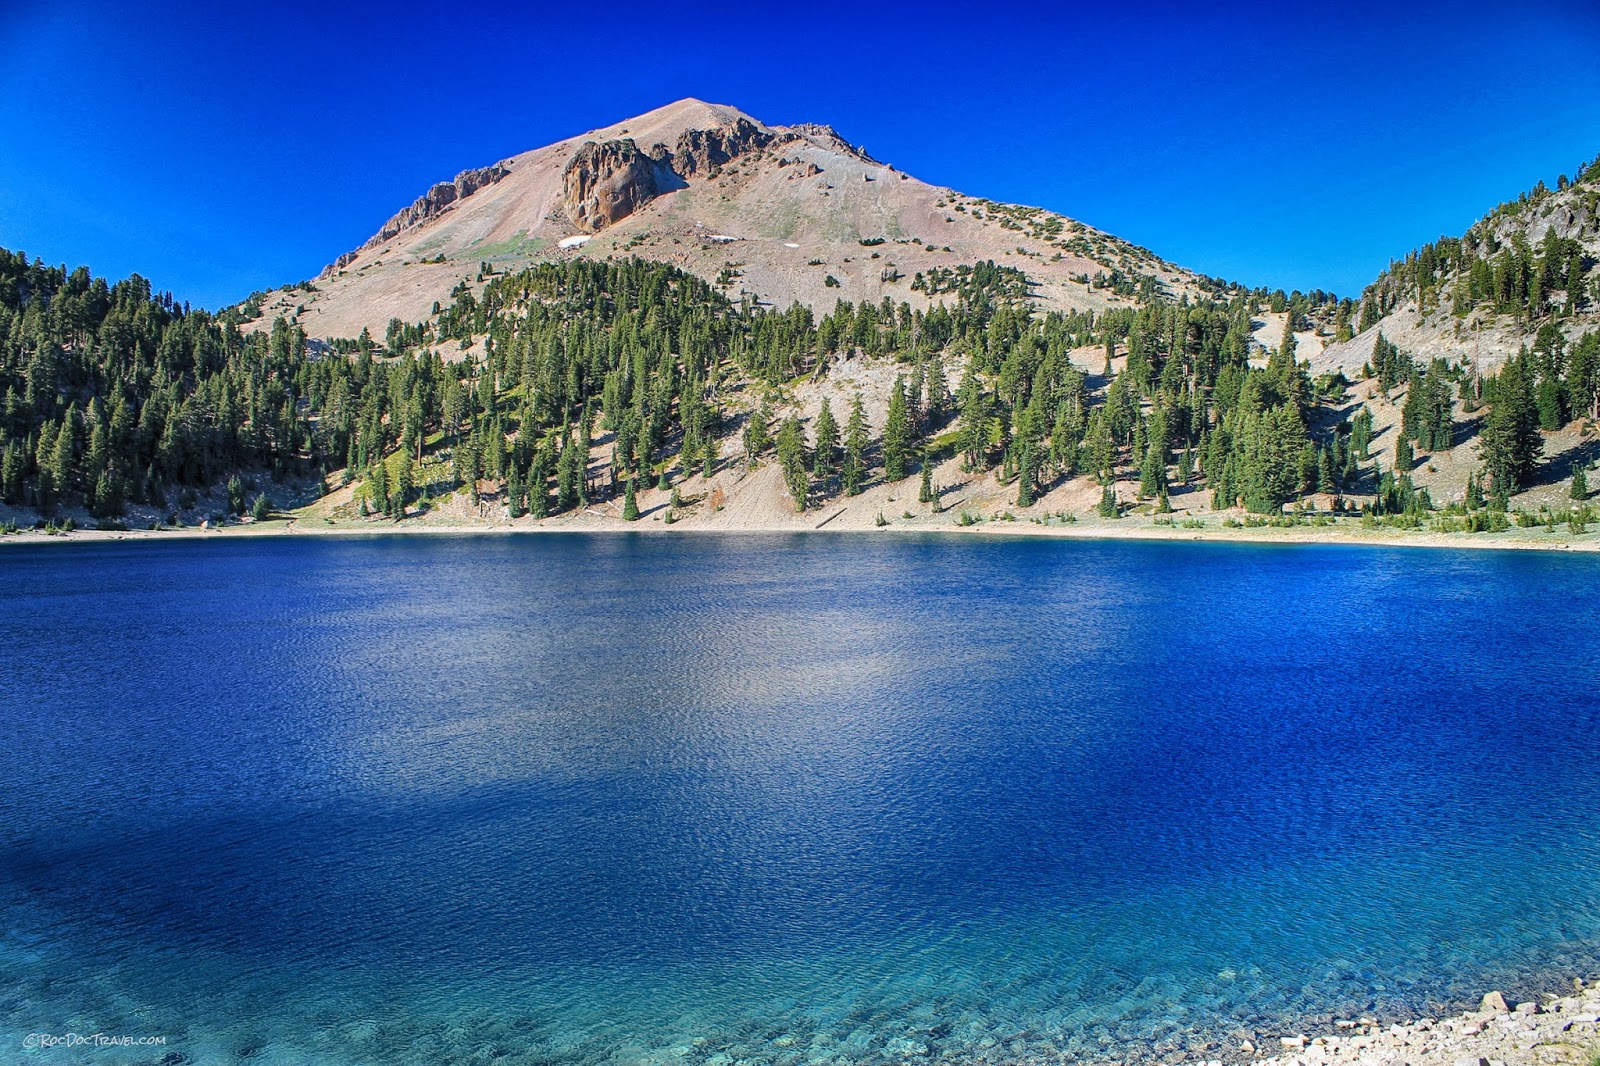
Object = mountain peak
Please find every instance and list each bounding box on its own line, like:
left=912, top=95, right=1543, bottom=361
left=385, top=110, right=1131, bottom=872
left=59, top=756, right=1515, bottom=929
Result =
left=580, top=98, right=766, bottom=150
left=268, top=101, right=1204, bottom=340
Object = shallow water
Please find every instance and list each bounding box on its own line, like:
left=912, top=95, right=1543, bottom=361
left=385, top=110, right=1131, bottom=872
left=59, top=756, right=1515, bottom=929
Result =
left=2, top=534, right=1598, bottom=1065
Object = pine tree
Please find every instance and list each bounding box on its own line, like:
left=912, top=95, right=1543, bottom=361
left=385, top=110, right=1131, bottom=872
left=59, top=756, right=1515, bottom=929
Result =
left=1097, top=482, right=1119, bottom=518
left=956, top=368, right=992, bottom=471
left=813, top=398, right=840, bottom=481
left=1016, top=439, right=1037, bottom=507
left=623, top=477, right=639, bottom=520
left=919, top=455, right=935, bottom=504
left=1351, top=407, right=1374, bottom=458
left=1395, top=437, right=1414, bottom=474
left=368, top=461, right=388, bottom=516
left=776, top=414, right=809, bottom=512
left=556, top=436, right=579, bottom=511
left=743, top=402, right=771, bottom=467
left=842, top=393, right=869, bottom=496
left=883, top=376, right=912, bottom=481
left=1317, top=445, right=1336, bottom=493
left=1478, top=352, right=1542, bottom=502
left=1573, top=467, right=1589, bottom=501
left=528, top=443, right=551, bottom=518
left=924, top=356, right=949, bottom=425
left=394, top=456, right=413, bottom=518
left=1138, top=440, right=1165, bottom=499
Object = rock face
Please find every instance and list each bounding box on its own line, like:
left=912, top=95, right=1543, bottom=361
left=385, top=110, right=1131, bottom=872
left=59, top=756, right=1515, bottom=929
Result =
left=663, top=117, right=775, bottom=178
left=322, top=163, right=510, bottom=277
left=561, top=139, right=665, bottom=233
left=560, top=119, right=789, bottom=232
left=371, top=165, right=509, bottom=247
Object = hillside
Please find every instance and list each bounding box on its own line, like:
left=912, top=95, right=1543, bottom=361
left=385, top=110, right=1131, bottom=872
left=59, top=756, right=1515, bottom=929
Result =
left=241, top=99, right=1226, bottom=342
left=1315, top=159, right=1600, bottom=378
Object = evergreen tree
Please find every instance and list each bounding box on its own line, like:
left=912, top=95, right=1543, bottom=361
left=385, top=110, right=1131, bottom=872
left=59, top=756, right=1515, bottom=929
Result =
left=622, top=477, right=639, bottom=520
left=743, top=402, right=771, bottom=467
left=394, top=456, right=414, bottom=518
left=776, top=414, right=809, bottom=512
left=1478, top=352, right=1542, bottom=502
left=812, top=398, right=839, bottom=481
left=924, top=356, right=949, bottom=425
left=842, top=394, right=869, bottom=496
left=883, top=376, right=912, bottom=481
left=1016, top=438, right=1037, bottom=507
left=1138, top=440, right=1165, bottom=499
left=1317, top=445, right=1336, bottom=493
left=368, top=461, right=389, bottom=516
left=1351, top=407, right=1374, bottom=458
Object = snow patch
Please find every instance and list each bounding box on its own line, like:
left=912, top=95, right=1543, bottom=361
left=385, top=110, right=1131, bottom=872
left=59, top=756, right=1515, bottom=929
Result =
left=558, top=235, right=592, bottom=250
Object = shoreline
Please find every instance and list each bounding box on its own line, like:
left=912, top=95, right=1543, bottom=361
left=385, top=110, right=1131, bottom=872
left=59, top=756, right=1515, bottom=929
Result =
left=3, top=511, right=1598, bottom=555
left=1209, top=976, right=1600, bottom=1066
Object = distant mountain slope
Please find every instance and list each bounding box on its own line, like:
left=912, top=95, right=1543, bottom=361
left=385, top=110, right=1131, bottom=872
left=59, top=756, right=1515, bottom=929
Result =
left=246, top=99, right=1225, bottom=341
left=1314, top=159, right=1600, bottom=378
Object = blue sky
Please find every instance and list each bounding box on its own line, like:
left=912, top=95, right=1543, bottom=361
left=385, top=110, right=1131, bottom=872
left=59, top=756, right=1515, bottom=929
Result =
left=2, top=0, right=1598, bottom=309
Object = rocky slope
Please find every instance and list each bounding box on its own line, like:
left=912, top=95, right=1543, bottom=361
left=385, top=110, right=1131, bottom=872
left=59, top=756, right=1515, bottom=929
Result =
left=1313, top=168, right=1600, bottom=378
left=247, top=99, right=1217, bottom=340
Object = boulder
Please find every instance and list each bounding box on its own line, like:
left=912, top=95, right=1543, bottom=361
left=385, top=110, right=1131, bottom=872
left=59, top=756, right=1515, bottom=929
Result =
left=1480, top=991, right=1509, bottom=1015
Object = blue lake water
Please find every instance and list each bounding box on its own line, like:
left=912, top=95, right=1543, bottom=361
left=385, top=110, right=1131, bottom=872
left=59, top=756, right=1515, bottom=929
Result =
left=2, top=533, right=1599, bottom=1065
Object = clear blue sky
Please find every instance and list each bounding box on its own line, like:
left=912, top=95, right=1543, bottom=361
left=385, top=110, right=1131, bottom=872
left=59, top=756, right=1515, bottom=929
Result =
left=3, top=0, right=1598, bottom=309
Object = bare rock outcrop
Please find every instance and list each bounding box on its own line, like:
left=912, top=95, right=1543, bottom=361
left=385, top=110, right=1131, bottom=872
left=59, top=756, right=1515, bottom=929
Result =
left=321, top=162, right=510, bottom=277
left=561, top=139, right=666, bottom=232
left=785, top=122, right=877, bottom=163
left=663, top=117, right=777, bottom=177
left=367, top=164, right=509, bottom=247
left=561, top=120, right=788, bottom=232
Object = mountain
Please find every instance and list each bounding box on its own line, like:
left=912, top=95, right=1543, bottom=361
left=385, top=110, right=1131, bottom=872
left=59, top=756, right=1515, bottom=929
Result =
left=3, top=104, right=1596, bottom=546
left=244, top=99, right=1224, bottom=341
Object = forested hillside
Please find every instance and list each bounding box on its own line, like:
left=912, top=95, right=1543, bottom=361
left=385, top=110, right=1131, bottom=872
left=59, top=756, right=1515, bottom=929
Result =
left=1354, top=156, right=1600, bottom=340
left=4, top=166, right=1598, bottom=539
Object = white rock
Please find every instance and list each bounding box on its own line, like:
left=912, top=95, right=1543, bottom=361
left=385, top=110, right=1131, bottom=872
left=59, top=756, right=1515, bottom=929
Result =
left=1480, top=992, right=1510, bottom=1015
left=1282, top=1035, right=1308, bottom=1049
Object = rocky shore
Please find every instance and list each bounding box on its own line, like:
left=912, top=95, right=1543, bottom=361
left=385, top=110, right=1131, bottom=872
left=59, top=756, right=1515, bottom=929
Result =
left=1228, top=982, right=1600, bottom=1066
